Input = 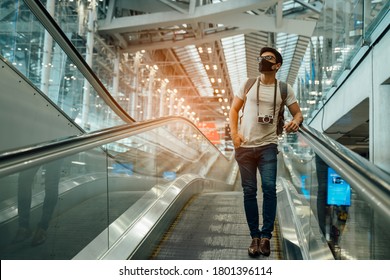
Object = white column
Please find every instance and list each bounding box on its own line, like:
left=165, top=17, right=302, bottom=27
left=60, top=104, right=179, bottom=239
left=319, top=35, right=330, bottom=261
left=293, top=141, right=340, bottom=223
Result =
left=169, top=90, right=176, bottom=116
left=371, top=31, right=390, bottom=172
left=159, top=82, right=167, bottom=117
left=177, top=98, right=184, bottom=116
left=184, top=105, right=190, bottom=119
left=146, top=67, right=156, bottom=119
left=112, top=54, right=119, bottom=99
left=130, top=52, right=142, bottom=119
left=82, top=0, right=96, bottom=129
left=40, top=0, right=55, bottom=97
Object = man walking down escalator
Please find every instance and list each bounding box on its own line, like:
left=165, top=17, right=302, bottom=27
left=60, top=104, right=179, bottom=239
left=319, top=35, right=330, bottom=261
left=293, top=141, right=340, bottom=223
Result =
left=229, top=47, right=303, bottom=257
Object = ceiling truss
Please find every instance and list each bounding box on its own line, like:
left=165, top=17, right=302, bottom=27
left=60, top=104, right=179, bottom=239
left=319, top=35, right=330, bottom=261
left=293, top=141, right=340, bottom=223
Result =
left=97, top=0, right=321, bottom=124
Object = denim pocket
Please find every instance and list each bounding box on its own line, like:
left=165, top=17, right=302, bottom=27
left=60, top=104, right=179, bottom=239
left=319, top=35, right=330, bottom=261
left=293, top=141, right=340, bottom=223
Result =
left=261, top=145, right=278, bottom=163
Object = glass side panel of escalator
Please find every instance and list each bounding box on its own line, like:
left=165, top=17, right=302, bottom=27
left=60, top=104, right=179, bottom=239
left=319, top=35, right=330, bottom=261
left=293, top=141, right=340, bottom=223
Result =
left=0, top=119, right=219, bottom=259
left=280, top=133, right=390, bottom=259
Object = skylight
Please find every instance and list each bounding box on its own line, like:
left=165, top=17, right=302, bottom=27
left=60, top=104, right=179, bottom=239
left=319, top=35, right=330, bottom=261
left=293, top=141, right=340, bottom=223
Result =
left=173, top=45, right=214, bottom=97
left=221, top=34, right=247, bottom=96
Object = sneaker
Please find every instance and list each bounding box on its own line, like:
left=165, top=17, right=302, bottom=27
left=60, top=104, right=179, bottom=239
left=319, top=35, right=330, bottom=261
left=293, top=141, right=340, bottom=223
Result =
left=13, top=227, right=32, bottom=243
left=31, top=227, right=47, bottom=246
left=259, top=238, right=270, bottom=256
left=248, top=238, right=260, bottom=257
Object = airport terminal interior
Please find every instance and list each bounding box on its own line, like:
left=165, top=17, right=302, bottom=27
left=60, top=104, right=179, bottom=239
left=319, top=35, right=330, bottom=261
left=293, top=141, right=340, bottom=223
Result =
left=0, top=0, right=389, bottom=260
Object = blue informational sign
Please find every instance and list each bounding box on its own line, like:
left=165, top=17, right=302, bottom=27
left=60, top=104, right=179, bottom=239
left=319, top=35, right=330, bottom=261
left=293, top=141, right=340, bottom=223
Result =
left=163, top=171, right=176, bottom=180
left=112, top=163, right=133, bottom=175
left=300, top=175, right=310, bottom=199
left=327, top=167, right=351, bottom=206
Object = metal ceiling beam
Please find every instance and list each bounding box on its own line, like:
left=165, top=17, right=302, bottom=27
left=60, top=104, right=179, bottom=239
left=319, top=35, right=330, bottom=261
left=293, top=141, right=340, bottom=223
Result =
left=95, top=0, right=321, bottom=125
left=159, top=0, right=188, bottom=14
left=276, top=0, right=283, bottom=28
left=124, top=27, right=244, bottom=52
left=104, top=0, right=116, bottom=26
left=189, top=0, right=196, bottom=15
left=98, top=0, right=280, bottom=33
left=294, top=0, right=323, bottom=14
left=115, top=0, right=174, bottom=13
left=211, top=12, right=316, bottom=37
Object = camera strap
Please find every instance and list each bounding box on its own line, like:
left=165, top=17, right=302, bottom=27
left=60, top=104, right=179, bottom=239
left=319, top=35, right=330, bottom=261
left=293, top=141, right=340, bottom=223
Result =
left=256, top=78, right=277, bottom=118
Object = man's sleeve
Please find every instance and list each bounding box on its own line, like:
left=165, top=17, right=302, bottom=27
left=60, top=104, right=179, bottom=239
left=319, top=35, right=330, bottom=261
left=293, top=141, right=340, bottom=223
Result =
left=285, top=83, right=298, bottom=106
left=235, top=80, right=247, bottom=101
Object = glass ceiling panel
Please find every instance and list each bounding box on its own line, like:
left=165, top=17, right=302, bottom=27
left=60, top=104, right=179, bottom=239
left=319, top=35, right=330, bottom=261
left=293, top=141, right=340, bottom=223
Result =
left=276, top=33, right=299, bottom=82
left=173, top=45, right=214, bottom=97
left=221, top=34, right=247, bottom=96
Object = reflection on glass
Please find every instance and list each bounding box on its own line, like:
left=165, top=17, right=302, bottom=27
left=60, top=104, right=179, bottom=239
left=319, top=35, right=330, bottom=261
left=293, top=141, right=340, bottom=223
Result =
left=295, top=0, right=389, bottom=120
left=0, top=119, right=227, bottom=259
left=280, top=132, right=390, bottom=260
left=0, top=147, right=109, bottom=260
left=0, top=1, right=125, bottom=132
left=14, top=159, right=63, bottom=247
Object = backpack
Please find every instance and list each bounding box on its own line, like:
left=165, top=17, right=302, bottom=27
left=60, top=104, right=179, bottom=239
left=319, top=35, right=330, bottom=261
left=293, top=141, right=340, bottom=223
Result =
left=241, top=78, right=287, bottom=135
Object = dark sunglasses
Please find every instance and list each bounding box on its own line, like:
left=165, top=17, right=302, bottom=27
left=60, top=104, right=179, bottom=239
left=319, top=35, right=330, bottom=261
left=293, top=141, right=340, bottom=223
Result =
left=256, top=55, right=276, bottom=62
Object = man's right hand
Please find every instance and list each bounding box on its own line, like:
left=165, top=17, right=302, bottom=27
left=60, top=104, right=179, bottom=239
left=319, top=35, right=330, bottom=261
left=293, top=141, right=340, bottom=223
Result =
left=232, top=133, right=245, bottom=148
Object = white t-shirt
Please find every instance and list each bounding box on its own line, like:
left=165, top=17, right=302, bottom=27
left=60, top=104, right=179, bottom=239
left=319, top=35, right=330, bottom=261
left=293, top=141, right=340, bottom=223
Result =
left=235, top=77, right=297, bottom=147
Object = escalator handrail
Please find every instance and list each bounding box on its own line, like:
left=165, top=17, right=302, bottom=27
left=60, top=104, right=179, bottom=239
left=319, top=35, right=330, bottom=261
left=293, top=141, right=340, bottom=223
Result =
left=299, top=124, right=390, bottom=193
left=23, top=0, right=135, bottom=124
left=297, top=124, right=390, bottom=220
left=0, top=116, right=229, bottom=178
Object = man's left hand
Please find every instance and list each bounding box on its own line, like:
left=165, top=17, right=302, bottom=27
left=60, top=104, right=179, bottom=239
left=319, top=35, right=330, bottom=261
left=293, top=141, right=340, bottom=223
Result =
left=284, top=120, right=300, bottom=133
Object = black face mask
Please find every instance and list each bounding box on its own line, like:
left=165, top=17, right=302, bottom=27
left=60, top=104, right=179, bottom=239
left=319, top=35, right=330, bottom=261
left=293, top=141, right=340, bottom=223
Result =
left=258, top=59, right=276, bottom=73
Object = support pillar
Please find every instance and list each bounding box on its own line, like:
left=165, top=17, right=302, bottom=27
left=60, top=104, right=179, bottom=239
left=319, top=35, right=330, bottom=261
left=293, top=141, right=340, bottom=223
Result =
left=82, top=0, right=96, bottom=129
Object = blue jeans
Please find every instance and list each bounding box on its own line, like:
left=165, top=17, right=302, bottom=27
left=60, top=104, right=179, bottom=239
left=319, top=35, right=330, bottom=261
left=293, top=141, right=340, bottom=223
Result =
left=235, top=144, right=278, bottom=239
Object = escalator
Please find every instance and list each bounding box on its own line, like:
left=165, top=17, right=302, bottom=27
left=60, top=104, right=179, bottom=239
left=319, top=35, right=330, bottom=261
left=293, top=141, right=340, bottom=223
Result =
left=1, top=118, right=389, bottom=260
left=0, top=1, right=252, bottom=260
left=1, top=0, right=389, bottom=261
left=0, top=117, right=237, bottom=260
left=0, top=0, right=135, bottom=154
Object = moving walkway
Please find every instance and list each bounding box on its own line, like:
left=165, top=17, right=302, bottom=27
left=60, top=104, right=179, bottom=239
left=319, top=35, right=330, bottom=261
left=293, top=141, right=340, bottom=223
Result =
left=1, top=0, right=388, bottom=260
left=0, top=118, right=389, bottom=260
